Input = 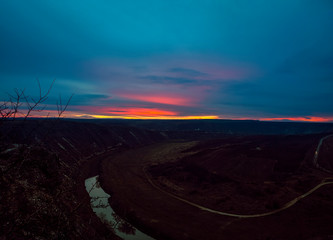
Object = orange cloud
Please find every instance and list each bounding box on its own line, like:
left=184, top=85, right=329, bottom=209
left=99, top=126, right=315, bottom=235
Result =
left=107, top=107, right=177, bottom=116
left=89, top=114, right=219, bottom=120
left=76, top=106, right=178, bottom=117
left=117, top=93, right=193, bottom=106
left=25, top=105, right=333, bottom=122
left=73, top=105, right=219, bottom=119
left=258, top=116, right=333, bottom=122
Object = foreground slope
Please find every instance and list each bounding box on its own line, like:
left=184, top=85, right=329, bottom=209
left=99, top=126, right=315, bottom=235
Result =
left=0, top=119, right=167, bottom=239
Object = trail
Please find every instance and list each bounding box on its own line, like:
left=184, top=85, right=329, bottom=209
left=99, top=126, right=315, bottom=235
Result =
left=313, top=134, right=333, bottom=173
left=144, top=167, right=333, bottom=218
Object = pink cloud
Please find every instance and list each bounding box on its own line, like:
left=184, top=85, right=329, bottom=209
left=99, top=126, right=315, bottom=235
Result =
left=258, top=116, right=333, bottom=122
left=116, top=93, right=193, bottom=106
left=76, top=106, right=178, bottom=117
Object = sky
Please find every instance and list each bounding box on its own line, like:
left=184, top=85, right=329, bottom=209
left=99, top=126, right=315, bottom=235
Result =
left=1, top=1, right=333, bottom=121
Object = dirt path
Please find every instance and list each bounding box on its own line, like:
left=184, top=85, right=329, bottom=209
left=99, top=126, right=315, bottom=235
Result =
left=313, top=134, right=333, bottom=173
left=144, top=167, right=333, bottom=218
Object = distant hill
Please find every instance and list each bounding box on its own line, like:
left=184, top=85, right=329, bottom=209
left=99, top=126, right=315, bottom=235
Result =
left=70, top=119, right=333, bottom=135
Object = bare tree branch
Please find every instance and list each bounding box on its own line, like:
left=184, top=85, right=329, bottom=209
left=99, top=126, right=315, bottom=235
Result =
left=22, top=79, right=55, bottom=120
left=57, top=94, right=73, bottom=118
left=0, top=79, right=72, bottom=126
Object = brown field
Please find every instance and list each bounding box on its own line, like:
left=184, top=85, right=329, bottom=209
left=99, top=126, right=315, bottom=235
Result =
left=100, top=134, right=333, bottom=240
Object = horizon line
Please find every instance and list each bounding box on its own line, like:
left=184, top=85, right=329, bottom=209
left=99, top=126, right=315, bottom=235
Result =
left=17, top=115, right=333, bottom=123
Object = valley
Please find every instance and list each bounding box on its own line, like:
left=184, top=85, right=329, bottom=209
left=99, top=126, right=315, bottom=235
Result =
left=1, top=119, right=333, bottom=239
left=98, top=130, right=333, bottom=240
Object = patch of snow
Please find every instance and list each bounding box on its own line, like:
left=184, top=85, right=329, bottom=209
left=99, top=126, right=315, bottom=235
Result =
left=129, top=131, right=140, bottom=143
left=1, top=144, right=20, bottom=154
left=57, top=143, right=66, bottom=150
left=62, top=137, right=77, bottom=151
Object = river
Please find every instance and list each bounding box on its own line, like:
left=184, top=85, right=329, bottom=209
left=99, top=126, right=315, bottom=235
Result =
left=85, top=176, right=155, bottom=240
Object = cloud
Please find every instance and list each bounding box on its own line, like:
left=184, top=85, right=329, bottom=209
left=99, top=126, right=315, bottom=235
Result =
left=70, top=93, right=110, bottom=105
left=140, top=75, right=198, bottom=84
left=107, top=107, right=177, bottom=116
left=76, top=106, right=178, bottom=117
left=278, top=41, right=333, bottom=77
left=259, top=116, right=333, bottom=122
left=116, top=93, right=194, bottom=106
left=168, top=67, right=209, bottom=77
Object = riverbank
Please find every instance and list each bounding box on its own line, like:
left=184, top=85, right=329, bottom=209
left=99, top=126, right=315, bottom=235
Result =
left=99, top=142, right=237, bottom=240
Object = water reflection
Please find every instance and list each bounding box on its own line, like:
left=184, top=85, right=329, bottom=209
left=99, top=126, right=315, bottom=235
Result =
left=85, top=176, right=155, bottom=240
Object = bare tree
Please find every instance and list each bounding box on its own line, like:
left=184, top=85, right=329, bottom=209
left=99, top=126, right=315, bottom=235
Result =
left=22, top=79, right=54, bottom=120
left=0, top=88, right=24, bottom=123
left=0, top=80, right=73, bottom=153
left=0, top=80, right=73, bottom=124
left=57, top=93, right=73, bottom=119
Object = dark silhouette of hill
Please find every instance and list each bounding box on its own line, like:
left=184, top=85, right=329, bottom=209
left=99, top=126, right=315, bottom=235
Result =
left=84, top=119, right=333, bottom=135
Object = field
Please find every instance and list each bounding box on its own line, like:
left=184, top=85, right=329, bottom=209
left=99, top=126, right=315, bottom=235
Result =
left=100, top=134, right=333, bottom=240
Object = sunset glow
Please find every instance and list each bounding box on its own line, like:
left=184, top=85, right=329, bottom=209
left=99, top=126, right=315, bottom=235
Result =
left=87, top=115, right=219, bottom=120
left=259, top=116, right=333, bottom=123
left=107, top=107, right=177, bottom=116
left=117, top=93, right=193, bottom=106
left=26, top=108, right=333, bottom=123
left=11, top=103, right=330, bottom=122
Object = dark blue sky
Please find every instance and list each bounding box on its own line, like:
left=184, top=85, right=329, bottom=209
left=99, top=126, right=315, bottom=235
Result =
left=1, top=1, right=333, bottom=120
